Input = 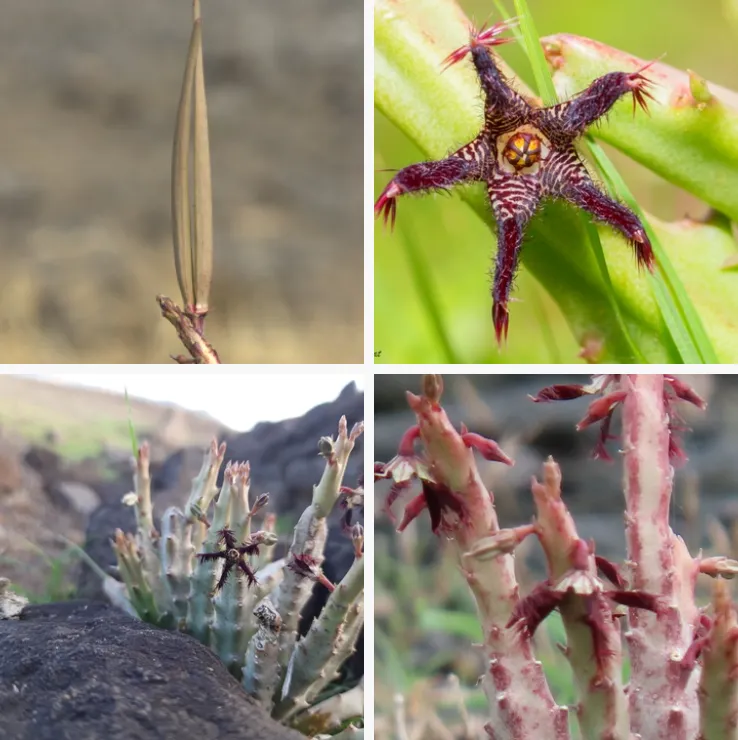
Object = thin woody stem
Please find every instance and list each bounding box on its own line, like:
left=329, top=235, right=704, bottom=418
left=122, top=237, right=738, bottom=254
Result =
left=156, top=295, right=221, bottom=364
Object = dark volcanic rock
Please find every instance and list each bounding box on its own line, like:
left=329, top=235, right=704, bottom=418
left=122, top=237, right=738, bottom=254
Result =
left=0, top=601, right=304, bottom=740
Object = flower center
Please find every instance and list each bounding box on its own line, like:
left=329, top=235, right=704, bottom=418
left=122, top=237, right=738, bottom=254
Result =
left=226, top=548, right=240, bottom=562
left=502, top=132, right=543, bottom=171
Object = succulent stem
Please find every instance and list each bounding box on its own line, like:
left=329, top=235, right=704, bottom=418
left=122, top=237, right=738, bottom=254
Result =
left=621, top=375, right=700, bottom=738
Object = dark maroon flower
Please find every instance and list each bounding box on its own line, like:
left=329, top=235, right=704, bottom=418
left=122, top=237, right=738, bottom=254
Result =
left=664, top=376, right=707, bottom=410
left=531, top=375, right=705, bottom=463
left=287, top=553, right=335, bottom=592
left=422, top=479, right=468, bottom=534
left=339, top=481, right=364, bottom=532
left=507, top=580, right=564, bottom=638
left=378, top=413, right=511, bottom=534
left=508, top=538, right=660, bottom=665
left=595, top=554, right=625, bottom=590
left=375, top=20, right=656, bottom=343
left=196, top=528, right=259, bottom=593
left=530, top=384, right=594, bottom=402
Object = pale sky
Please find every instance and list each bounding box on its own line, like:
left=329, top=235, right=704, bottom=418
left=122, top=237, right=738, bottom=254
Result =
left=23, top=371, right=364, bottom=432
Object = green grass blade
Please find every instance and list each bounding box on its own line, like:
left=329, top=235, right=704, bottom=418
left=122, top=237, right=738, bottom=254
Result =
left=491, top=1, right=523, bottom=43
left=512, top=0, right=557, bottom=104
left=586, top=138, right=718, bottom=363
left=581, top=218, right=647, bottom=363
left=395, top=220, right=460, bottom=364
left=529, top=282, right=562, bottom=363
left=124, top=387, right=139, bottom=457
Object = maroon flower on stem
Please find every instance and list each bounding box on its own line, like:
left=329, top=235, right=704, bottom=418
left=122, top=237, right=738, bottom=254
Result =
left=196, top=528, right=260, bottom=594
left=507, top=539, right=660, bottom=676
left=287, top=554, right=335, bottom=593
left=339, top=479, right=364, bottom=532
left=375, top=19, right=657, bottom=344
left=531, top=375, right=706, bottom=462
left=377, top=417, right=512, bottom=534
left=399, top=479, right=470, bottom=534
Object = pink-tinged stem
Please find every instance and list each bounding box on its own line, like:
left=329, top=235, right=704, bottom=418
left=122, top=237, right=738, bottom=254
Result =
left=407, top=382, right=569, bottom=740
left=621, top=374, right=700, bottom=739
left=531, top=460, right=630, bottom=739
left=699, top=579, right=738, bottom=739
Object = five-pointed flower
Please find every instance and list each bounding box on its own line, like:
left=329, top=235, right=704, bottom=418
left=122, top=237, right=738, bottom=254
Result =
left=375, top=20, right=657, bottom=344
left=196, top=528, right=260, bottom=594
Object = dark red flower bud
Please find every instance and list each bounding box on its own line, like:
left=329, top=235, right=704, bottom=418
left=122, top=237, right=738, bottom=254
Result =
left=665, top=376, right=707, bottom=410
left=576, top=391, right=628, bottom=430
left=461, top=432, right=514, bottom=465
left=530, top=384, right=591, bottom=402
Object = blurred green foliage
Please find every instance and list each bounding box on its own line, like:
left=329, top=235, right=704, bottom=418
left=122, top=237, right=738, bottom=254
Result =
left=375, top=0, right=738, bottom=363
left=0, top=548, right=80, bottom=604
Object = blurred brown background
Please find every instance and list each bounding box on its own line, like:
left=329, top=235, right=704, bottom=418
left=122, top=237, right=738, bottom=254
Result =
left=0, top=0, right=363, bottom=363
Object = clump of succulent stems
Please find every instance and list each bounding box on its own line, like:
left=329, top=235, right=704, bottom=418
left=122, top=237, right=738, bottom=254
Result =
left=104, top=417, right=364, bottom=736
left=378, top=374, right=738, bottom=740
left=157, top=0, right=220, bottom=364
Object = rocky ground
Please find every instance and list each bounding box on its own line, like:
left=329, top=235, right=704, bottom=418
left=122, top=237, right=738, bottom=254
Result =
left=0, top=602, right=306, bottom=740
left=0, top=0, right=362, bottom=363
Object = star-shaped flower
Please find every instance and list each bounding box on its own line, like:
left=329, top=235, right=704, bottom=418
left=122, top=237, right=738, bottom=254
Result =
left=375, top=20, right=657, bottom=343
left=196, top=528, right=260, bottom=594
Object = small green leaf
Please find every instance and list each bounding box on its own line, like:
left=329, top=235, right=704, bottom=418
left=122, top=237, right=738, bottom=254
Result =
left=124, top=387, right=139, bottom=458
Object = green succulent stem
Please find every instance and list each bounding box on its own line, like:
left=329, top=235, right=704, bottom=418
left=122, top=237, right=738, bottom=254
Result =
left=275, top=554, right=365, bottom=721
left=273, top=418, right=363, bottom=676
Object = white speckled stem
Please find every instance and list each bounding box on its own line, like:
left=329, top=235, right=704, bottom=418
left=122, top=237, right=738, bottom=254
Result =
left=531, top=460, right=629, bottom=739
left=159, top=506, right=194, bottom=624
left=213, top=464, right=252, bottom=673
left=132, top=444, right=169, bottom=616
left=304, top=596, right=364, bottom=705
left=621, top=374, right=700, bottom=739
left=409, top=383, right=569, bottom=740
left=184, top=439, right=226, bottom=521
